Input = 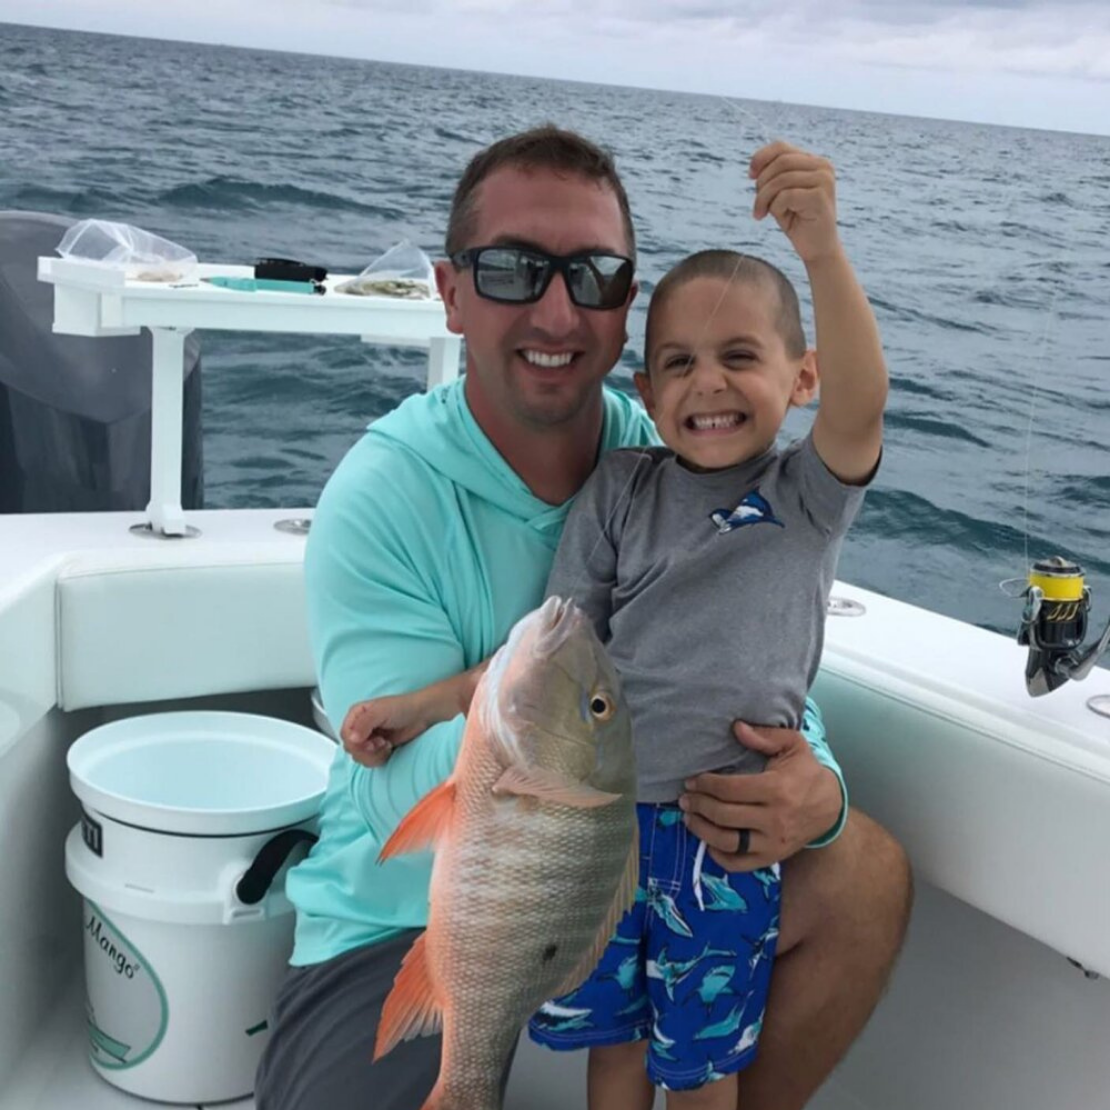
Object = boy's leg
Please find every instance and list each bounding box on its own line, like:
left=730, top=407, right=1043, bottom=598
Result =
left=643, top=813, right=780, bottom=1103
left=665, top=1073, right=737, bottom=1110
left=588, top=1041, right=655, bottom=1110
left=530, top=803, right=656, bottom=1108
left=734, top=808, right=914, bottom=1110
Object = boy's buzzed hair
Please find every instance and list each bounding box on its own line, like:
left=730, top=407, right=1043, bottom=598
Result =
left=645, top=250, right=806, bottom=362
left=446, top=124, right=636, bottom=262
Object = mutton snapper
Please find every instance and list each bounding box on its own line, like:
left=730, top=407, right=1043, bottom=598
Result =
left=373, top=596, right=639, bottom=1110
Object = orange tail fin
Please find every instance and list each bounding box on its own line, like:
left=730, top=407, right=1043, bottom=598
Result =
left=373, top=932, right=444, bottom=1061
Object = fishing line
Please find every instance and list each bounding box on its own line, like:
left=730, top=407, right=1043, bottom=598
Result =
left=717, top=105, right=1067, bottom=600
left=999, top=215, right=1072, bottom=599
left=712, top=107, right=1071, bottom=606
left=563, top=96, right=778, bottom=598
left=1019, top=268, right=1066, bottom=576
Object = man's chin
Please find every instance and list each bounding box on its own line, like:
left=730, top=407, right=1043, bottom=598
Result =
left=510, top=380, right=601, bottom=430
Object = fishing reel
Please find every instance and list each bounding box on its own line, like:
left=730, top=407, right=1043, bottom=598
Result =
left=1016, top=557, right=1110, bottom=697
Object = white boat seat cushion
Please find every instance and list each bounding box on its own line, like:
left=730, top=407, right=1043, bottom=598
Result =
left=56, top=550, right=314, bottom=710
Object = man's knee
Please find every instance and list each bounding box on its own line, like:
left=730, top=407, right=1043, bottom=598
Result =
left=779, top=808, right=913, bottom=953
left=837, top=808, right=913, bottom=907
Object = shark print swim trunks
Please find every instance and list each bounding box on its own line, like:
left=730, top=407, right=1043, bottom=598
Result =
left=528, top=802, right=781, bottom=1091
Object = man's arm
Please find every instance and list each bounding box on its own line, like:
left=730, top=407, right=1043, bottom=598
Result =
left=799, top=697, right=848, bottom=846
left=305, top=446, right=468, bottom=838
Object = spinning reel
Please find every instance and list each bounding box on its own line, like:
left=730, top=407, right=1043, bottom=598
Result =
left=1016, top=557, right=1110, bottom=697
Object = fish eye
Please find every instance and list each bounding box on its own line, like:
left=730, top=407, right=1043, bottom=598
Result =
left=589, top=692, right=615, bottom=721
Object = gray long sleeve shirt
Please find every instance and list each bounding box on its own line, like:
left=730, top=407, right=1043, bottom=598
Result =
left=544, top=433, right=867, bottom=802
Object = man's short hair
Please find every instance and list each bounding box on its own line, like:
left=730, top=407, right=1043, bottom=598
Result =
left=645, top=250, right=806, bottom=362
left=446, top=124, right=636, bottom=263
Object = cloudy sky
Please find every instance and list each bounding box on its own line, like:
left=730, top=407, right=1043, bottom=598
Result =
left=4, top=0, right=1109, bottom=135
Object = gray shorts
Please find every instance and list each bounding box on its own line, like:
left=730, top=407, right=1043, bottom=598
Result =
left=254, top=930, right=516, bottom=1110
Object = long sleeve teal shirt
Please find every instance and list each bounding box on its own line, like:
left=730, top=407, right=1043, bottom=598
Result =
left=287, top=379, right=847, bottom=966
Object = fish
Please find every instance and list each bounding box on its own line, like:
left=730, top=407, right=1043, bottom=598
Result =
left=602, top=953, right=641, bottom=993
left=693, top=1001, right=749, bottom=1042
left=733, top=1017, right=763, bottom=1055
left=651, top=1017, right=679, bottom=1061
left=697, top=871, right=749, bottom=913
left=710, top=488, right=784, bottom=534
left=695, top=964, right=738, bottom=1008
left=372, top=596, right=640, bottom=1110
left=646, top=942, right=733, bottom=1001
left=645, top=885, right=693, bottom=937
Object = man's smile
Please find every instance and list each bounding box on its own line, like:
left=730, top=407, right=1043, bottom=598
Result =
left=521, top=349, right=577, bottom=368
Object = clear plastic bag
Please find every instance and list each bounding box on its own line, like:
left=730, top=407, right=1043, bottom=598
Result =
left=56, top=219, right=198, bottom=282
left=335, top=240, right=435, bottom=299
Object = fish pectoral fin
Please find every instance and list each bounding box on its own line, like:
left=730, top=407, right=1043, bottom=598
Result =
left=377, top=779, right=457, bottom=863
left=553, top=821, right=641, bottom=998
left=373, top=932, right=444, bottom=1061
left=492, top=766, right=621, bottom=809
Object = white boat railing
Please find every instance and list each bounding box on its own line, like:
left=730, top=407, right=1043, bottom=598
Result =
left=36, top=257, right=461, bottom=537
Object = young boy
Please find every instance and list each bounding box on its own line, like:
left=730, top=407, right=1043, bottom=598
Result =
left=341, top=142, right=887, bottom=1109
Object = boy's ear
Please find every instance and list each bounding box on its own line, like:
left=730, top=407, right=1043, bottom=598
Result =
left=789, top=349, right=819, bottom=407
left=633, top=370, right=655, bottom=415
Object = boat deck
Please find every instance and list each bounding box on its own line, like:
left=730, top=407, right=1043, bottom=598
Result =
left=2, top=980, right=866, bottom=1110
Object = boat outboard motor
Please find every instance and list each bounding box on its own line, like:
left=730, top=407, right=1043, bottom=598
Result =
left=0, top=210, right=203, bottom=513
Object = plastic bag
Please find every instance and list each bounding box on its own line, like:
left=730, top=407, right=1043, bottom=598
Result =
left=335, top=240, right=435, bottom=299
left=56, top=219, right=198, bottom=282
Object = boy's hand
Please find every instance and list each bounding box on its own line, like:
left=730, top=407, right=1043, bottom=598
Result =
left=750, top=142, right=840, bottom=264
left=340, top=693, right=433, bottom=768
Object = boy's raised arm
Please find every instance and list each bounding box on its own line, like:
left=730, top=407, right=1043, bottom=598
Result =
left=751, top=142, right=888, bottom=484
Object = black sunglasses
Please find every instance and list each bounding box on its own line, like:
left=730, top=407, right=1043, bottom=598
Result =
left=451, top=246, right=634, bottom=311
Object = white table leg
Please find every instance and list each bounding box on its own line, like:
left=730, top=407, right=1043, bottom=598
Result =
left=426, top=336, right=462, bottom=389
left=144, top=327, right=192, bottom=537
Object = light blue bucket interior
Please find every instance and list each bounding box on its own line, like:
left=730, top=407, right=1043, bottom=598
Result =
left=69, top=711, right=335, bottom=834
left=89, top=737, right=320, bottom=810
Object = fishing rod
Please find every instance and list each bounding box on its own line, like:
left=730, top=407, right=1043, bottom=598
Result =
left=999, top=180, right=1110, bottom=700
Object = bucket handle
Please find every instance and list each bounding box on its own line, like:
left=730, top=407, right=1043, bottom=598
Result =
left=235, top=829, right=318, bottom=906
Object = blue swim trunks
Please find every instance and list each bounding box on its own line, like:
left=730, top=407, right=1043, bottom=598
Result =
left=528, top=803, right=781, bottom=1091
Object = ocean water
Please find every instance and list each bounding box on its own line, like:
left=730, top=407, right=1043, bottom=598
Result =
left=1, top=22, right=1108, bottom=648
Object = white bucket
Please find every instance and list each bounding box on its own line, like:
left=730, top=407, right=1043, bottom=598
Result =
left=64, top=710, right=335, bottom=1104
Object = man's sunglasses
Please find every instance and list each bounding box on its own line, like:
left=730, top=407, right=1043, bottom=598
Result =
left=450, top=246, right=634, bottom=311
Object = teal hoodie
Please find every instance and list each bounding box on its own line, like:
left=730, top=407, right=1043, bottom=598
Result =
left=288, top=378, right=845, bottom=966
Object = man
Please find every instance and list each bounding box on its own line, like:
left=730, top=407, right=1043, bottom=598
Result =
left=255, top=125, right=912, bottom=1110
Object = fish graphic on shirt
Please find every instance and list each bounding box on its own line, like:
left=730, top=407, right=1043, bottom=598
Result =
left=710, top=489, right=784, bottom=534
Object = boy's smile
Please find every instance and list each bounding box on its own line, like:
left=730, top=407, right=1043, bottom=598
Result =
left=636, top=276, right=817, bottom=472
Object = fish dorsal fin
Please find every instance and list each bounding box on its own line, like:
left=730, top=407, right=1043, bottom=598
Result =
left=553, top=819, right=640, bottom=997
left=373, top=932, right=443, bottom=1061
left=493, top=766, right=621, bottom=809
left=377, top=779, right=457, bottom=863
